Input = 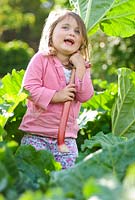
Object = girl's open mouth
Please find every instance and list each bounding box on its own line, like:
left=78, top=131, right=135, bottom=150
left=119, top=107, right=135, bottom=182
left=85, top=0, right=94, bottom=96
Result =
left=64, top=39, right=75, bottom=45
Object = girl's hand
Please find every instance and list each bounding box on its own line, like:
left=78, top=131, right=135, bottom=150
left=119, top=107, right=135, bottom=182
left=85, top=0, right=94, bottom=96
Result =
left=69, top=52, right=85, bottom=67
left=51, top=83, right=76, bottom=103
left=69, top=52, right=86, bottom=80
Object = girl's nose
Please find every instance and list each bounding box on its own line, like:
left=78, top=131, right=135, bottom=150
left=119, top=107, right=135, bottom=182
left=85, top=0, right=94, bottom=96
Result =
left=69, top=30, right=75, bottom=37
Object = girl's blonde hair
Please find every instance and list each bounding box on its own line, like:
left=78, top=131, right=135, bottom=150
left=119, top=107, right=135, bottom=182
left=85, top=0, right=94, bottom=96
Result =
left=39, top=9, right=89, bottom=60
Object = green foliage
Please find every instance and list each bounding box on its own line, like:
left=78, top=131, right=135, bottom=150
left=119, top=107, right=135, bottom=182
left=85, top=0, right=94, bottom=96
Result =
left=0, top=40, right=34, bottom=76
left=69, top=0, right=135, bottom=84
left=111, top=35, right=135, bottom=71
left=0, top=141, right=20, bottom=200
left=100, top=0, right=135, bottom=37
left=0, top=0, right=35, bottom=34
left=70, top=0, right=135, bottom=37
left=0, top=69, right=27, bottom=142
left=81, top=132, right=126, bottom=152
left=82, top=176, right=121, bottom=200
left=90, top=32, right=135, bottom=82
left=77, top=132, right=127, bottom=162
left=51, top=136, right=135, bottom=200
left=1, top=135, right=135, bottom=199
left=0, top=67, right=134, bottom=199
left=0, top=0, right=56, bottom=52
left=77, top=80, right=117, bottom=150
left=70, top=0, right=115, bottom=32
left=0, top=1, right=135, bottom=199
left=0, top=141, right=61, bottom=200
left=112, top=68, right=135, bottom=136
left=15, top=145, right=61, bottom=191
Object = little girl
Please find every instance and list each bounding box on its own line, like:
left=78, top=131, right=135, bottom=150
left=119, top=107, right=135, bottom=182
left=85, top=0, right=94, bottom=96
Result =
left=19, top=9, right=94, bottom=169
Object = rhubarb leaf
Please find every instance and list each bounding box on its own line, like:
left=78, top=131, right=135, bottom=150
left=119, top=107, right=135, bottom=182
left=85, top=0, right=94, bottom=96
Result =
left=50, top=136, right=135, bottom=200
left=112, top=68, right=135, bottom=136
left=69, top=0, right=135, bottom=37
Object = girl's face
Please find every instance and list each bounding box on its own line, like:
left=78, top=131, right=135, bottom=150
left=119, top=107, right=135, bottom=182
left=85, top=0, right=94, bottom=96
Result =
left=52, top=15, right=82, bottom=60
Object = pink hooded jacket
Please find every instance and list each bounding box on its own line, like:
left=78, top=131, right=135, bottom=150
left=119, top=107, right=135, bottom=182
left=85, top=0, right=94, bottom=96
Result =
left=19, top=52, right=94, bottom=138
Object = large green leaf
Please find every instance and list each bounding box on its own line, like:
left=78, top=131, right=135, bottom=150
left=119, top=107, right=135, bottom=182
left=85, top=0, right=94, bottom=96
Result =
left=78, top=83, right=117, bottom=131
left=100, top=0, right=135, bottom=37
left=69, top=0, right=135, bottom=37
left=0, top=69, right=27, bottom=129
left=0, top=162, right=10, bottom=192
left=121, top=163, right=135, bottom=199
left=81, top=132, right=126, bottom=151
left=15, top=145, right=61, bottom=191
left=82, top=175, right=122, bottom=200
left=50, top=136, right=135, bottom=200
left=69, top=0, right=115, bottom=31
left=82, top=82, right=117, bottom=111
left=112, top=68, right=135, bottom=136
left=0, top=141, right=20, bottom=199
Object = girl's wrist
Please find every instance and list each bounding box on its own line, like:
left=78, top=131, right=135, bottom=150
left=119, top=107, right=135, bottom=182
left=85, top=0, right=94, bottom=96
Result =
left=75, top=67, right=86, bottom=80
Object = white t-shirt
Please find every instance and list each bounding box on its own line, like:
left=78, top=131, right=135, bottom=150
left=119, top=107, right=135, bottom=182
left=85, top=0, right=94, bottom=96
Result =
left=63, top=67, right=72, bottom=83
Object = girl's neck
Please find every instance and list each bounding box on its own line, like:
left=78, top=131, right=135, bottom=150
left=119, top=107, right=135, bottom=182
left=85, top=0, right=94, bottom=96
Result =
left=56, top=53, right=70, bottom=66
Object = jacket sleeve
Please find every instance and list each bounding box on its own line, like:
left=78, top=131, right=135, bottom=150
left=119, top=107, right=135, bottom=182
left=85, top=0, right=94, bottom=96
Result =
left=22, top=52, right=56, bottom=110
left=74, top=68, right=94, bottom=102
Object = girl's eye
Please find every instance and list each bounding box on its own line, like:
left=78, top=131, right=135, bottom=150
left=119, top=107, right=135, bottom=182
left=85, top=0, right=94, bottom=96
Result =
left=75, top=29, right=80, bottom=34
left=62, top=26, right=69, bottom=30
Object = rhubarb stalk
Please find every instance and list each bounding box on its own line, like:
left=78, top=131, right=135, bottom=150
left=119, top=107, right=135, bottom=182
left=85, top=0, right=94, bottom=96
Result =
left=58, top=68, right=76, bottom=152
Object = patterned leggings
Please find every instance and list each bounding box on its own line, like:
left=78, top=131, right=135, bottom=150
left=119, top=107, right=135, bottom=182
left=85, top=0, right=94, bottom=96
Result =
left=21, top=134, right=78, bottom=169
